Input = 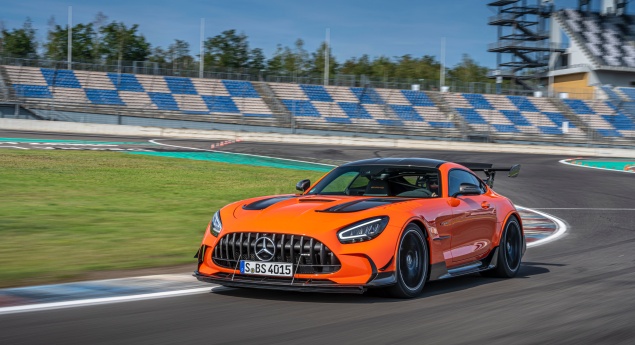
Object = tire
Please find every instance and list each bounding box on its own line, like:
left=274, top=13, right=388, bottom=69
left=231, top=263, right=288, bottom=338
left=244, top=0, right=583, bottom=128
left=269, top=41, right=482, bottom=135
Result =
left=482, top=216, right=523, bottom=278
left=384, top=223, right=429, bottom=298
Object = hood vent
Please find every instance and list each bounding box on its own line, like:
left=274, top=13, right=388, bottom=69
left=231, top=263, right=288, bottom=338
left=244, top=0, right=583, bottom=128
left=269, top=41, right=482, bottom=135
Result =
left=298, top=198, right=337, bottom=203
left=317, top=198, right=411, bottom=213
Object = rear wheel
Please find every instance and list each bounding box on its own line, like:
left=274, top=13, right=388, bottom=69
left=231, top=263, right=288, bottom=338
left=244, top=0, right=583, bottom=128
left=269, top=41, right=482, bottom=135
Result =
left=482, top=216, right=522, bottom=278
left=384, top=223, right=429, bottom=298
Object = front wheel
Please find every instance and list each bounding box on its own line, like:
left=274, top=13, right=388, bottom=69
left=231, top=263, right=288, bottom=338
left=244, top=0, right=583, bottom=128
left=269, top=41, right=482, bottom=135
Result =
left=384, top=223, right=429, bottom=298
left=482, top=216, right=523, bottom=278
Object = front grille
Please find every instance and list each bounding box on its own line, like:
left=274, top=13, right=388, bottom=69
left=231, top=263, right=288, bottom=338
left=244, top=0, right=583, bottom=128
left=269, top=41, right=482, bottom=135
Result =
left=212, top=232, right=341, bottom=274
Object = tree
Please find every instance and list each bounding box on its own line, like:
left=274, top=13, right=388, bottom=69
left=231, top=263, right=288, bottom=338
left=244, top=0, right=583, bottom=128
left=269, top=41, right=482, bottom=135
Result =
left=447, top=54, right=490, bottom=83
left=100, top=22, right=151, bottom=66
left=309, top=41, right=338, bottom=77
left=167, top=39, right=193, bottom=70
left=249, top=48, right=265, bottom=71
left=392, top=54, right=441, bottom=80
left=340, top=54, right=372, bottom=76
left=281, top=39, right=309, bottom=74
left=1, top=18, right=37, bottom=58
left=148, top=46, right=169, bottom=66
left=92, top=12, right=108, bottom=62
left=369, top=56, right=394, bottom=79
left=265, top=39, right=311, bottom=75
left=204, top=29, right=250, bottom=68
left=266, top=44, right=285, bottom=73
left=44, top=22, right=97, bottom=62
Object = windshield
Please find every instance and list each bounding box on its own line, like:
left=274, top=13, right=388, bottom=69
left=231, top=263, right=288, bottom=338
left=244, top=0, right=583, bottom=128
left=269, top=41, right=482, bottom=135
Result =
left=307, top=165, right=441, bottom=198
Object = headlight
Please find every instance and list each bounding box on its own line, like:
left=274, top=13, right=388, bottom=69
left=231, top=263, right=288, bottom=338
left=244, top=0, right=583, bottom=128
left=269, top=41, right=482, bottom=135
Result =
left=337, top=217, right=389, bottom=243
left=210, top=211, right=222, bottom=236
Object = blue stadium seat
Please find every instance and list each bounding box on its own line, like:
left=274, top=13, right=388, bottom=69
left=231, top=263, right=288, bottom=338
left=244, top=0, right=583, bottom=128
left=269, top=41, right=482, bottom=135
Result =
left=389, top=105, right=423, bottom=121
left=222, top=80, right=260, bottom=98
left=281, top=100, right=320, bottom=117
left=350, top=87, right=384, bottom=104
left=538, top=126, right=563, bottom=135
left=500, top=110, right=532, bottom=126
left=455, top=108, right=488, bottom=124
left=401, top=90, right=435, bottom=107
left=543, top=112, right=576, bottom=128
left=325, top=117, right=352, bottom=124
left=108, top=73, right=145, bottom=92
left=13, top=84, right=52, bottom=98
left=41, top=68, right=81, bottom=88
left=562, top=99, right=595, bottom=114
left=429, top=121, right=455, bottom=128
left=148, top=92, right=179, bottom=111
left=300, top=84, right=333, bottom=102
left=602, top=113, right=635, bottom=130
left=492, top=124, right=520, bottom=133
left=463, top=93, right=494, bottom=110
left=84, top=89, right=125, bottom=105
left=605, top=101, right=619, bottom=111
left=507, top=95, right=540, bottom=112
left=602, top=86, right=622, bottom=100
left=618, top=101, right=635, bottom=119
left=618, top=87, right=635, bottom=101
left=201, top=95, right=240, bottom=113
left=376, top=119, right=403, bottom=126
left=165, top=76, right=197, bottom=95
left=338, top=102, right=373, bottom=119
left=595, top=128, right=623, bottom=137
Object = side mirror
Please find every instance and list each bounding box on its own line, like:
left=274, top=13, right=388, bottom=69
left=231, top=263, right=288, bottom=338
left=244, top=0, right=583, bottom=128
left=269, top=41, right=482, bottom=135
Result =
left=452, top=183, right=481, bottom=198
left=508, top=164, right=521, bottom=178
left=296, top=179, right=311, bottom=192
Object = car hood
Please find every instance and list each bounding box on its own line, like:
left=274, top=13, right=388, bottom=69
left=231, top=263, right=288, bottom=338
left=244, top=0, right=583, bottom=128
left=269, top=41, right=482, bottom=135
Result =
left=226, top=195, right=415, bottom=235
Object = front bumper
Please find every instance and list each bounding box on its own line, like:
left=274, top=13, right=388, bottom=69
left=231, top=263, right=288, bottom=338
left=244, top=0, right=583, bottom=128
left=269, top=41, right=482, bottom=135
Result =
left=194, top=270, right=396, bottom=294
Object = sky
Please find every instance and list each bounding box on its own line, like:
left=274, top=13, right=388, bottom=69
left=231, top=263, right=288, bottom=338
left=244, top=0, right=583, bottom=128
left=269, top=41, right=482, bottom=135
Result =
left=0, top=0, right=590, bottom=68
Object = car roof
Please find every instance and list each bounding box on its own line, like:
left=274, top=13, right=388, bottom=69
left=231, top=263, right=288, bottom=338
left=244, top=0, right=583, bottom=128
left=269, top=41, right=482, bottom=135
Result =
left=340, top=158, right=447, bottom=169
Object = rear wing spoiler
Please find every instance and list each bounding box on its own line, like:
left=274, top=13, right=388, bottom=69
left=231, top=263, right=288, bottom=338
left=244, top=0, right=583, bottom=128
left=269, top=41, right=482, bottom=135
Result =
left=457, top=162, right=521, bottom=188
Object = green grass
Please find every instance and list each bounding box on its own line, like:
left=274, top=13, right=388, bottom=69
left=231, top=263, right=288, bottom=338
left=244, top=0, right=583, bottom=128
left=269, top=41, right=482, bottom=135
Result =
left=0, top=150, right=324, bottom=287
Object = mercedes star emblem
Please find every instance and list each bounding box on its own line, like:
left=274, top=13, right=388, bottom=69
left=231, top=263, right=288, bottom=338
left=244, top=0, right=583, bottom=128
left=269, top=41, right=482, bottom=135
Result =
left=255, top=236, right=276, bottom=261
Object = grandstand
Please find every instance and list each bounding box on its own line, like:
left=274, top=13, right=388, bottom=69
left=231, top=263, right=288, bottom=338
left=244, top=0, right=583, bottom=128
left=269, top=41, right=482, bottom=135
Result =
left=3, top=63, right=634, bottom=145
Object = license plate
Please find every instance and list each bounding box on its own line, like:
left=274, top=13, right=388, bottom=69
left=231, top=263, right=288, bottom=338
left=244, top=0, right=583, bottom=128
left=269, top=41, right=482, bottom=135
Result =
left=240, top=260, right=293, bottom=277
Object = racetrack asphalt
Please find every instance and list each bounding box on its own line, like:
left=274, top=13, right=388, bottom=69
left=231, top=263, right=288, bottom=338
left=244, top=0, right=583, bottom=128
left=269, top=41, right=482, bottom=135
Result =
left=1, top=130, right=635, bottom=344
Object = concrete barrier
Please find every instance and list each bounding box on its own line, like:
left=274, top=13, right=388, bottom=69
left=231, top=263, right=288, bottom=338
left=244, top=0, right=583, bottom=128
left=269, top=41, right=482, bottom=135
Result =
left=2, top=118, right=635, bottom=158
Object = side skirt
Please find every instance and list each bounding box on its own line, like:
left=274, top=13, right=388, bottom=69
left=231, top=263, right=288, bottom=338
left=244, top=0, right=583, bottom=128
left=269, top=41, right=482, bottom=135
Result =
left=429, top=247, right=499, bottom=281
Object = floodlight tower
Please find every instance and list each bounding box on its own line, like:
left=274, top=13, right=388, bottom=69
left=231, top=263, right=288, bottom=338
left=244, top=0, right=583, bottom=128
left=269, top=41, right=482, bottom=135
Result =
left=487, top=0, right=564, bottom=90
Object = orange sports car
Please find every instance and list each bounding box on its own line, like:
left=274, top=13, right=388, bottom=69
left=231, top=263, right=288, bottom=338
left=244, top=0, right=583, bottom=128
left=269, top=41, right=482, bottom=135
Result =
left=194, top=158, right=524, bottom=298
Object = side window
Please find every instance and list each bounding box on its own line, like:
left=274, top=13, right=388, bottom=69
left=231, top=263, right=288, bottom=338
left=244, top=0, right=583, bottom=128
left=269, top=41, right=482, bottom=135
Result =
left=448, top=169, right=483, bottom=197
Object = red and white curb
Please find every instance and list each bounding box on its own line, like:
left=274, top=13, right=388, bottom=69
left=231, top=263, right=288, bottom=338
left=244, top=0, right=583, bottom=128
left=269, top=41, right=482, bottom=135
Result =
left=210, top=139, right=240, bottom=149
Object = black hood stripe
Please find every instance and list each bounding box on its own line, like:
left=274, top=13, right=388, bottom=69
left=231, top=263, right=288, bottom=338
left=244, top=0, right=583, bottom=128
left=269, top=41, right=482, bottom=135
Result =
left=242, top=195, right=296, bottom=210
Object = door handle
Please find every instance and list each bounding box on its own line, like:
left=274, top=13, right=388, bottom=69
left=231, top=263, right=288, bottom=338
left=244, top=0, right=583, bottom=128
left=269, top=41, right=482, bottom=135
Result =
left=481, top=202, right=490, bottom=209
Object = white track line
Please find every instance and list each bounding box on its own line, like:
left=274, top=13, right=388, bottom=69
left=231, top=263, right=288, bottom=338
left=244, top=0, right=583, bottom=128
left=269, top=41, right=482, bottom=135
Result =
left=0, top=286, right=219, bottom=315
left=517, top=206, right=568, bottom=248
left=149, top=139, right=335, bottom=167
left=559, top=159, right=635, bottom=174
left=148, top=139, right=212, bottom=152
